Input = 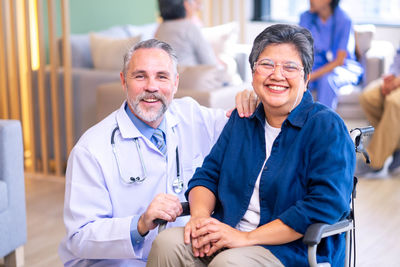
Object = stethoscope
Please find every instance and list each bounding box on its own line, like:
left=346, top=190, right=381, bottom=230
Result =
left=110, top=126, right=184, bottom=194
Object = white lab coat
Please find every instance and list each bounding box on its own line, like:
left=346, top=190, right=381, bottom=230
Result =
left=59, top=97, right=227, bottom=266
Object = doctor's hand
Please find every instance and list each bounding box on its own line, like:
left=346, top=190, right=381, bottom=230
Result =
left=227, top=89, right=259, bottom=118
left=137, top=194, right=182, bottom=235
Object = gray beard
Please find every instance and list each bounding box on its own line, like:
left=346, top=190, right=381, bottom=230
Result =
left=127, top=91, right=168, bottom=123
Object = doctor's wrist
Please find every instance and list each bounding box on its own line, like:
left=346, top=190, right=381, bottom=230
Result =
left=137, top=214, right=149, bottom=236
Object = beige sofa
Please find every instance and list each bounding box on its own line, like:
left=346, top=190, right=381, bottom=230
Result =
left=336, top=24, right=395, bottom=120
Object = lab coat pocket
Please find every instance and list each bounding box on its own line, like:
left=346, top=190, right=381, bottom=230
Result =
left=183, top=155, right=204, bottom=182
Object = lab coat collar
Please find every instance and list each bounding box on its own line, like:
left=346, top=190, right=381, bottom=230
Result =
left=116, top=101, right=180, bottom=140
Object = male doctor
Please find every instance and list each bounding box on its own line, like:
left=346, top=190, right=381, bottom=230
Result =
left=59, top=39, right=255, bottom=266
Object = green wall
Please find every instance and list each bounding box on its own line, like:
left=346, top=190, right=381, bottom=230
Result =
left=42, top=0, right=158, bottom=62
left=69, top=0, right=158, bottom=34
left=43, top=0, right=158, bottom=36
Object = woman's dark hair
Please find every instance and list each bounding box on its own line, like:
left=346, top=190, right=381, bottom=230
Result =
left=330, top=0, right=340, bottom=11
left=249, top=24, right=314, bottom=81
left=158, top=0, right=186, bottom=20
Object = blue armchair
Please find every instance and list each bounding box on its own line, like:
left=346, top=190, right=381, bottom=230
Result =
left=0, top=120, right=27, bottom=266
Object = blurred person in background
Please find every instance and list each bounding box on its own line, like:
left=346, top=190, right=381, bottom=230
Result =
left=299, top=0, right=363, bottom=110
left=155, top=0, right=217, bottom=66
left=356, top=49, right=400, bottom=177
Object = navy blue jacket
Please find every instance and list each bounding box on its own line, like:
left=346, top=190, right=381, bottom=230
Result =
left=186, top=91, right=355, bottom=266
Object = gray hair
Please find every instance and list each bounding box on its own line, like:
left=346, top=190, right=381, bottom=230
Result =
left=122, top=39, right=178, bottom=80
left=249, top=24, right=314, bottom=81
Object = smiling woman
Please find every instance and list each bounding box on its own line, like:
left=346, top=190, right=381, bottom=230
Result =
left=251, top=43, right=308, bottom=127
left=248, top=24, right=313, bottom=127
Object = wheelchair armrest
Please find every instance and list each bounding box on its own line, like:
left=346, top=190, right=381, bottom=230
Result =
left=153, top=201, right=190, bottom=225
left=303, top=219, right=353, bottom=246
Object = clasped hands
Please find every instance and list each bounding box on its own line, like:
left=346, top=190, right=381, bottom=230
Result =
left=184, top=216, right=250, bottom=257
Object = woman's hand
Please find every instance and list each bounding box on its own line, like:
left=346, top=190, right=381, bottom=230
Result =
left=310, top=50, right=347, bottom=81
left=184, top=216, right=212, bottom=257
left=191, top=217, right=250, bottom=257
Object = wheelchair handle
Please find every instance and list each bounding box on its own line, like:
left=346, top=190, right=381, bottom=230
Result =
left=350, top=126, right=374, bottom=143
left=153, top=202, right=190, bottom=225
left=350, top=126, right=374, bottom=164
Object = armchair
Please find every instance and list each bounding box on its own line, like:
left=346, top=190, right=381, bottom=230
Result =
left=0, top=120, right=27, bottom=267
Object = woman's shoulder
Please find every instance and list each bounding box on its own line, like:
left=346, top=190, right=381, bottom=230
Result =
left=299, top=10, right=313, bottom=23
left=308, top=102, right=346, bottom=127
left=334, top=6, right=352, bottom=23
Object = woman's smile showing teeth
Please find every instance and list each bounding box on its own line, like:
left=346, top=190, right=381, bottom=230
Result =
left=267, top=84, right=288, bottom=92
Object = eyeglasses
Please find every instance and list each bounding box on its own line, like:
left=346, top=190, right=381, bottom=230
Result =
left=253, top=58, right=304, bottom=79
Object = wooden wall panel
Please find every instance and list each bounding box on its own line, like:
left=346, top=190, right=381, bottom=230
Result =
left=36, top=0, right=50, bottom=174
left=21, top=0, right=36, bottom=172
left=47, top=0, right=62, bottom=175
left=0, top=1, right=9, bottom=119
left=4, top=0, right=21, bottom=120
left=61, top=0, right=73, bottom=155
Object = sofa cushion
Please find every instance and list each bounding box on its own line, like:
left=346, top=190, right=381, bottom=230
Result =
left=178, top=65, right=228, bottom=91
left=89, top=34, right=141, bottom=71
left=201, top=22, right=242, bottom=85
left=0, top=181, right=7, bottom=212
left=125, top=23, right=159, bottom=41
left=202, top=22, right=239, bottom=57
left=68, top=34, right=94, bottom=68
left=354, top=24, right=375, bottom=56
left=61, top=25, right=132, bottom=68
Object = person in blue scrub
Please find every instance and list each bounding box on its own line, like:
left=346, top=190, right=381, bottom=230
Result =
left=300, top=0, right=363, bottom=109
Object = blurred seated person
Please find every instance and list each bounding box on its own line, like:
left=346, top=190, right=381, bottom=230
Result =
left=147, top=24, right=355, bottom=267
left=155, top=0, right=217, bottom=67
left=300, top=0, right=363, bottom=110
left=357, top=50, right=400, bottom=177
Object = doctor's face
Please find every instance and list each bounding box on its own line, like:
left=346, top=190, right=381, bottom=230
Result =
left=121, top=48, right=179, bottom=128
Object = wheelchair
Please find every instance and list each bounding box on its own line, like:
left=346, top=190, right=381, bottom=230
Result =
left=155, top=126, right=374, bottom=267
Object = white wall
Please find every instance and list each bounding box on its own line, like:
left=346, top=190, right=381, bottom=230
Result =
left=374, top=26, right=400, bottom=50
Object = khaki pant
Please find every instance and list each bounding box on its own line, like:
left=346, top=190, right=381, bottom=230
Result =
left=359, top=79, right=400, bottom=169
left=146, top=227, right=284, bottom=267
